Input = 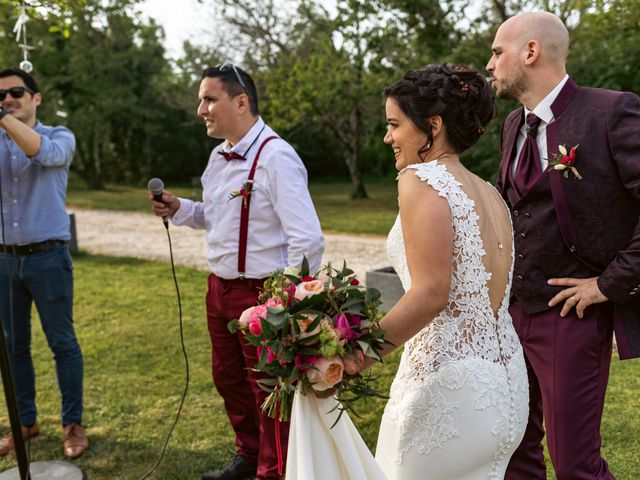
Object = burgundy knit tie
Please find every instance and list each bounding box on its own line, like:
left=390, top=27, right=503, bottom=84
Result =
left=513, top=113, right=542, bottom=197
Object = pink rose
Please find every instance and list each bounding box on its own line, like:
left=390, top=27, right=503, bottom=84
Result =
left=265, top=297, right=282, bottom=308
left=343, top=350, right=365, bottom=375
left=252, top=304, right=268, bottom=320
left=334, top=313, right=351, bottom=340
left=240, top=304, right=268, bottom=335
left=238, top=306, right=256, bottom=329
left=348, top=314, right=362, bottom=327
left=266, top=346, right=278, bottom=363
left=244, top=305, right=267, bottom=336
left=285, top=284, right=297, bottom=306
left=295, top=280, right=325, bottom=300
left=248, top=317, right=263, bottom=336
left=334, top=313, right=361, bottom=340
left=306, top=356, right=344, bottom=391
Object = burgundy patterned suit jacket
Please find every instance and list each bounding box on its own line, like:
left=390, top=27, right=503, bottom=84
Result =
left=497, top=78, right=640, bottom=359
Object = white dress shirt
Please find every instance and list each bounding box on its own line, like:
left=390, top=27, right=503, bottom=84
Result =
left=171, top=117, right=324, bottom=279
left=512, top=74, right=570, bottom=175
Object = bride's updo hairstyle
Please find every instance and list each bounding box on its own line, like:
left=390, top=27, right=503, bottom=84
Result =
left=384, top=63, right=495, bottom=157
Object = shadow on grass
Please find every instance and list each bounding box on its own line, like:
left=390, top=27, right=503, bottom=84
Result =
left=1, top=253, right=638, bottom=479
left=0, top=424, right=236, bottom=480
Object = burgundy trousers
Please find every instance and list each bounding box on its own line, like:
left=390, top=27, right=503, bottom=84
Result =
left=206, top=274, right=289, bottom=480
left=505, top=301, right=616, bottom=480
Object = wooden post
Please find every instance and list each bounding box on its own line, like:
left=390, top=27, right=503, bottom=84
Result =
left=68, top=212, right=79, bottom=254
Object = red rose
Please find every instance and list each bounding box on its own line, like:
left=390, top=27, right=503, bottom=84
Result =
left=295, top=354, right=319, bottom=372
left=266, top=346, right=278, bottom=363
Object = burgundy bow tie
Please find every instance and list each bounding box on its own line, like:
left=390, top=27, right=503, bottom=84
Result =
left=218, top=150, right=245, bottom=161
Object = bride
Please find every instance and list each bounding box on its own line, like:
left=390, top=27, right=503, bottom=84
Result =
left=286, top=64, right=528, bottom=480
left=373, top=64, right=529, bottom=479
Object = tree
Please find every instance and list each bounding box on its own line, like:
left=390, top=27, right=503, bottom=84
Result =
left=569, top=0, right=640, bottom=94
left=263, top=1, right=392, bottom=199
left=3, top=0, right=638, bottom=190
left=1, top=0, right=213, bottom=188
left=211, top=0, right=415, bottom=197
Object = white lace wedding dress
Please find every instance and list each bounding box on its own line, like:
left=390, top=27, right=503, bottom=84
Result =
left=375, top=161, right=529, bottom=480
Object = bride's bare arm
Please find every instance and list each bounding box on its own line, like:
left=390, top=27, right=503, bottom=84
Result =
left=376, top=170, right=453, bottom=360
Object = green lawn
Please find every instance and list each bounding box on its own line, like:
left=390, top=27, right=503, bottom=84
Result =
left=308, top=180, right=398, bottom=235
left=66, top=177, right=399, bottom=236
left=0, top=254, right=638, bottom=479
left=66, top=177, right=203, bottom=214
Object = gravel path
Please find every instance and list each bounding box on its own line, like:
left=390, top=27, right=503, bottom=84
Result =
left=71, top=208, right=390, bottom=281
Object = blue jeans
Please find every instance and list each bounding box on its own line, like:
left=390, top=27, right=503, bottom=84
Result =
left=0, top=245, right=83, bottom=426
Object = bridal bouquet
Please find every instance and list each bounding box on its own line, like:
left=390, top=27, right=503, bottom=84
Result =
left=229, top=258, right=388, bottom=423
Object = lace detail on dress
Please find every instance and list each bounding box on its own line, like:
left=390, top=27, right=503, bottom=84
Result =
left=384, top=161, right=528, bottom=475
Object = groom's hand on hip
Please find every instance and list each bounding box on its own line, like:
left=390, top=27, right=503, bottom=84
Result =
left=547, top=276, right=608, bottom=319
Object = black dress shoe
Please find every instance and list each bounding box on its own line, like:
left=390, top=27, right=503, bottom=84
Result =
left=201, top=454, right=258, bottom=480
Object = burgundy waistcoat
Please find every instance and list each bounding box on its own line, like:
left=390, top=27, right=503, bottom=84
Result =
left=497, top=78, right=640, bottom=359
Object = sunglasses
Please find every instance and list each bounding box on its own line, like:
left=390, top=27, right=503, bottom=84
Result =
left=214, top=63, right=248, bottom=91
left=0, top=86, right=34, bottom=101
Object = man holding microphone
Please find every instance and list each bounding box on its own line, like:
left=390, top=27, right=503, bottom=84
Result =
left=149, top=64, right=324, bottom=480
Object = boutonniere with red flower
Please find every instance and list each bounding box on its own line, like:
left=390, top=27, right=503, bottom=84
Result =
left=229, top=179, right=254, bottom=208
left=548, top=144, right=582, bottom=180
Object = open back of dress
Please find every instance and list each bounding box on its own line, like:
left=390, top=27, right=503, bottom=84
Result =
left=376, top=160, right=529, bottom=480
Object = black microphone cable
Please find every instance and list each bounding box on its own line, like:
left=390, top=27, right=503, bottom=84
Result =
left=137, top=203, right=190, bottom=480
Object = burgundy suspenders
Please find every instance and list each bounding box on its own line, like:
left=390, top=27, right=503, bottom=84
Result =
left=237, top=135, right=278, bottom=278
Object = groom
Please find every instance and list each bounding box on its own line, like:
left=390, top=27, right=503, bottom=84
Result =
left=487, top=11, right=640, bottom=480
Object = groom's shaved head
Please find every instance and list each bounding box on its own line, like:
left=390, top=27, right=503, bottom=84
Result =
left=488, top=11, right=569, bottom=105
left=503, top=12, right=570, bottom=67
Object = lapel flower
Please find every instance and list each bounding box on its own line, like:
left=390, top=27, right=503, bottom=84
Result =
left=548, top=144, right=582, bottom=180
left=229, top=179, right=254, bottom=208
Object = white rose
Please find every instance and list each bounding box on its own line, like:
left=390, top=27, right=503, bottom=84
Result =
left=306, top=356, right=344, bottom=391
left=295, top=280, right=325, bottom=300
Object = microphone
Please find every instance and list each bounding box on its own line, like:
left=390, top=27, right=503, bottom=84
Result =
left=148, top=177, right=168, bottom=227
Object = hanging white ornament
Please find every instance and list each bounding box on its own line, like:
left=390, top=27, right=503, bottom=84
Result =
left=19, top=60, right=33, bottom=73
left=13, top=1, right=34, bottom=72
left=12, top=11, right=29, bottom=39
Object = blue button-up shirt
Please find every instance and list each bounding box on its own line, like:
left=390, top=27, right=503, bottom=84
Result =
left=0, top=121, right=75, bottom=245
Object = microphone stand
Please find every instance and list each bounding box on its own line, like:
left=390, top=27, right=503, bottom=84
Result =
left=0, top=321, right=83, bottom=480
left=0, top=324, right=28, bottom=480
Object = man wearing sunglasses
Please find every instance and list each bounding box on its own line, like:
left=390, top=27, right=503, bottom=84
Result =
left=149, top=64, right=324, bottom=480
left=0, top=68, right=88, bottom=459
